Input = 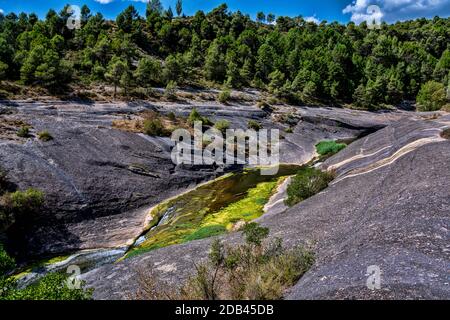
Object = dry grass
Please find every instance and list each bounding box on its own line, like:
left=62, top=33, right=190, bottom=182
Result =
left=112, top=111, right=192, bottom=136
left=0, top=116, right=31, bottom=141
left=441, top=128, right=450, bottom=140
left=133, top=224, right=314, bottom=301
left=421, top=113, right=441, bottom=121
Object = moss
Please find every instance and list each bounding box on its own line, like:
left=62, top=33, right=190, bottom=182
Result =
left=126, top=172, right=288, bottom=258
left=183, top=225, right=227, bottom=242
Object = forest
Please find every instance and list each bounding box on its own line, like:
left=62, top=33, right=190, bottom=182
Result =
left=0, top=0, right=449, bottom=110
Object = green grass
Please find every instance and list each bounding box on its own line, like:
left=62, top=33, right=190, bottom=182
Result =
left=315, top=140, right=346, bottom=157
left=183, top=225, right=227, bottom=242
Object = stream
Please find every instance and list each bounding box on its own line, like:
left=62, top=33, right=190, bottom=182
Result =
left=13, top=164, right=303, bottom=287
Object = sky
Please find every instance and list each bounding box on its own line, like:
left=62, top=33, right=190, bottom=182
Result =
left=0, top=0, right=449, bottom=24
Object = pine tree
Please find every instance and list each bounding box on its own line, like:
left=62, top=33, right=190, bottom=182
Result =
left=105, top=56, right=128, bottom=99
left=176, top=0, right=183, bottom=17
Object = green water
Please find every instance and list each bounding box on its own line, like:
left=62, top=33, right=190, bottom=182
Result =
left=126, top=165, right=302, bottom=258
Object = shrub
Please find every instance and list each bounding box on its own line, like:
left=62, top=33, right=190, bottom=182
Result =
left=1, top=188, right=44, bottom=234
left=143, top=118, right=165, bottom=136
left=164, top=81, right=177, bottom=100
left=440, top=103, right=450, bottom=112
left=242, top=222, right=269, bottom=247
left=17, top=126, right=30, bottom=138
left=247, top=120, right=262, bottom=131
left=0, top=170, right=8, bottom=194
left=416, top=81, right=447, bottom=111
left=1, top=188, right=44, bottom=218
left=0, top=244, right=15, bottom=275
left=167, top=112, right=176, bottom=121
left=3, top=272, right=93, bottom=300
left=285, top=127, right=293, bottom=133
left=285, top=167, right=334, bottom=207
left=38, top=130, right=53, bottom=142
left=441, top=128, right=450, bottom=140
left=135, top=224, right=314, bottom=300
left=214, top=120, right=230, bottom=134
left=218, top=89, right=231, bottom=104
left=315, top=140, right=346, bottom=157
left=188, top=108, right=212, bottom=126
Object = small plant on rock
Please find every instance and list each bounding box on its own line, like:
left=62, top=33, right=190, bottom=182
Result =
left=247, top=120, right=262, bottom=131
left=135, top=223, right=314, bottom=300
left=38, top=130, right=53, bottom=142
left=218, top=89, right=231, bottom=104
left=143, top=118, right=166, bottom=136
left=17, top=126, right=30, bottom=138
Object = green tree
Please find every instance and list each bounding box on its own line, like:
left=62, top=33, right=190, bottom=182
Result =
left=105, top=56, right=128, bottom=99
left=163, top=54, right=183, bottom=83
left=0, top=61, right=8, bottom=80
left=116, top=5, right=139, bottom=33
left=416, top=81, right=447, bottom=111
left=256, top=12, right=266, bottom=24
left=205, top=40, right=226, bottom=82
left=134, top=56, right=161, bottom=90
left=176, top=0, right=183, bottom=17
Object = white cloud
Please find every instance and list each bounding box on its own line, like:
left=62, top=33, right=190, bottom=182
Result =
left=94, top=0, right=115, bottom=4
left=343, top=0, right=450, bottom=23
left=0, top=9, right=3, bottom=14
left=305, top=15, right=321, bottom=24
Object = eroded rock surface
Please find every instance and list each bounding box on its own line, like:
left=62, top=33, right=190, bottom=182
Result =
left=81, top=112, right=449, bottom=300
left=0, top=100, right=402, bottom=258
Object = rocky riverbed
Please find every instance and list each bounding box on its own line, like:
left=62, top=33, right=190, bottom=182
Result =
left=3, top=96, right=446, bottom=300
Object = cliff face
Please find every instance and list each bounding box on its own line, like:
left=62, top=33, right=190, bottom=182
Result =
left=80, top=111, right=449, bottom=300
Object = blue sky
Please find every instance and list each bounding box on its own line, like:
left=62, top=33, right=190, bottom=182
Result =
left=0, top=0, right=449, bottom=24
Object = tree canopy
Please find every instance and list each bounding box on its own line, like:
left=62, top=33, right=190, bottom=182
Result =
left=0, top=4, right=448, bottom=108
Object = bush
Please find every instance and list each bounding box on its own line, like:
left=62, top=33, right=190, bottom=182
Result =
left=1, top=188, right=44, bottom=233
left=0, top=244, right=15, bottom=275
left=38, top=130, right=53, bottom=142
left=188, top=108, right=212, bottom=126
left=214, top=120, right=230, bottom=134
left=164, top=81, right=177, bottom=100
left=17, top=126, right=30, bottom=138
left=218, top=89, right=231, bottom=104
left=416, top=81, right=447, bottom=111
left=167, top=112, right=176, bottom=121
left=135, top=224, right=314, bottom=300
left=441, top=128, right=450, bottom=140
left=247, top=120, right=262, bottom=131
left=0, top=170, right=8, bottom=194
left=285, top=167, right=334, bottom=207
left=315, top=140, right=346, bottom=157
left=1, top=188, right=44, bottom=218
left=143, top=118, right=165, bottom=136
left=3, top=272, right=93, bottom=300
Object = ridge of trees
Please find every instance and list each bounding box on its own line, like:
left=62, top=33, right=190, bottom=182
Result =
left=0, top=2, right=449, bottom=109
